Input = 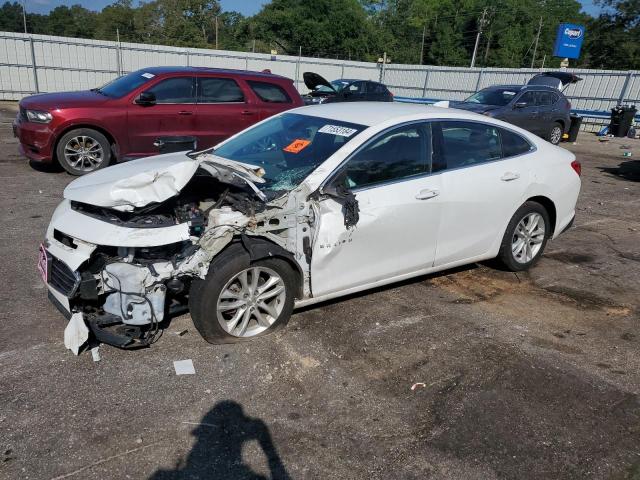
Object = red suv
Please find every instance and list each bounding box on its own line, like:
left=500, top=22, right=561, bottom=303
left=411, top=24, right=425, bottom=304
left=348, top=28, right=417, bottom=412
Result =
left=13, top=67, right=304, bottom=175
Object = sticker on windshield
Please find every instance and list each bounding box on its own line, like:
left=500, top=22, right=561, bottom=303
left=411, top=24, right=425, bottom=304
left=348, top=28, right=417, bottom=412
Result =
left=318, top=125, right=358, bottom=137
left=283, top=139, right=311, bottom=153
left=141, top=72, right=155, bottom=79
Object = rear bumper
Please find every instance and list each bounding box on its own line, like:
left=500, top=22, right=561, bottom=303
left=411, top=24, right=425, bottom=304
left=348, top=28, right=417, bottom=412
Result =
left=13, top=119, right=55, bottom=163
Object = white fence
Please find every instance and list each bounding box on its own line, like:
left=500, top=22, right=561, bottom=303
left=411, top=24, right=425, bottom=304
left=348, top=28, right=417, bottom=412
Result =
left=1, top=30, right=639, bottom=130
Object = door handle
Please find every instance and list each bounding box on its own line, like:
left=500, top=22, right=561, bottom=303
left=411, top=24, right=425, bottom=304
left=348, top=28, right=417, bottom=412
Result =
left=241, top=110, right=255, bottom=116
left=178, top=110, right=193, bottom=115
left=501, top=172, right=520, bottom=181
left=415, top=189, right=439, bottom=200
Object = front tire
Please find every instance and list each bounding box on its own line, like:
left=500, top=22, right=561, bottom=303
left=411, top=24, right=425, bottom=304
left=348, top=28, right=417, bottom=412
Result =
left=547, top=122, right=563, bottom=145
left=189, top=255, right=296, bottom=344
left=497, top=201, right=550, bottom=271
left=56, top=128, right=111, bottom=175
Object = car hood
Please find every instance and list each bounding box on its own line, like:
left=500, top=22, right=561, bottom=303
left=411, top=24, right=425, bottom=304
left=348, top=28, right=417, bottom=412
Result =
left=63, top=151, right=266, bottom=212
left=449, top=102, right=500, bottom=114
left=303, top=72, right=336, bottom=92
left=20, top=90, right=111, bottom=110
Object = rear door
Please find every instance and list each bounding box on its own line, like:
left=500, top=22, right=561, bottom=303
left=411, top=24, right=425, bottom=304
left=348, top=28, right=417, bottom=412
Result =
left=195, top=75, right=255, bottom=149
left=127, top=75, right=197, bottom=156
left=537, top=90, right=560, bottom=129
left=432, top=121, right=532, bottom=266
left=246, top=80, right=296, bottom=121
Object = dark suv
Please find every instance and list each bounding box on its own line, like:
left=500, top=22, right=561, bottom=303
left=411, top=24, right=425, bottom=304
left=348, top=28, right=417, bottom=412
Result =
left=13, top=67, right=303, bottom=175
left=451, top=72, right=580, bottom=145
left=302, top=72, right=393, bottom=105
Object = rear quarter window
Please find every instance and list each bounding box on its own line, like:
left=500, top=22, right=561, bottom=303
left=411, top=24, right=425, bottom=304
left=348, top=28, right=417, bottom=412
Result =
left=500, top=128, right=534, bottom=157
left=248, top=81, right=291, bottom=103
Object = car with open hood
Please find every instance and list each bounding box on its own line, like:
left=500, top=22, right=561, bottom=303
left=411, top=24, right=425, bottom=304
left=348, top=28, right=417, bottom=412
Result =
left=13, top=67, right=303, bottom=175
left=302, top=72, right=393, bottom=105
left=40, top=102, right=581, bottom=352
left=448, top=72, right=581, bottom=145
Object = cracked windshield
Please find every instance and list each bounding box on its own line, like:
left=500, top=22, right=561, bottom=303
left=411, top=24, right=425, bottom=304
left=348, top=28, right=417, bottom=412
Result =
left=214, top=113, right=365, bottom=193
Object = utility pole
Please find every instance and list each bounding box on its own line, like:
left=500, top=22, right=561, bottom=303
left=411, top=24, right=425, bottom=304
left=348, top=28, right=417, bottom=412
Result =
left=21, top=0, right=27, bottom=33
left=531, top=16, right=543, bottom=68
left=470, top=8, right=488, bottom=68
left=419, top=23, right=426, bottom=65
left=215, top=16, right=219, bottom=49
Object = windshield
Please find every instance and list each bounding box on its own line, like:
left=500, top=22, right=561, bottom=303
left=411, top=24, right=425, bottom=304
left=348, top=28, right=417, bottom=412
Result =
left=465, top=88, right=518, bottom=106
left=95, top=71, right=154, bottom=98
left=214, top=113, right=366, bottom=193
left=316, top=80, right=350, bottom=93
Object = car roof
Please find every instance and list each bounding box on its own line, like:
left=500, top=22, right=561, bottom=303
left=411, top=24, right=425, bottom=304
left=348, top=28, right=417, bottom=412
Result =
left=483, top=84, right=562, bottom=92
left=136, top=66, right=291, bottom=81
left=292, top=102, right=482, bottom=127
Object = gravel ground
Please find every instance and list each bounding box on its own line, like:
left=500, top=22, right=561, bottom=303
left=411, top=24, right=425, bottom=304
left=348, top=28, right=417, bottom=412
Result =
left=0, top=101, right=639, bottom=480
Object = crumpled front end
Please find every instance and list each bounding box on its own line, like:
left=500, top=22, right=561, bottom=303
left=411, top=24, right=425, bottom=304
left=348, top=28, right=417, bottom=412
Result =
left=42, top=156, right=314, bottom=351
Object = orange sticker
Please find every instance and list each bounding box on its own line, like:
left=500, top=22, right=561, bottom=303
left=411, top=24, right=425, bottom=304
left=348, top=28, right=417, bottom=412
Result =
left=283, top=139, right=311, bottom=153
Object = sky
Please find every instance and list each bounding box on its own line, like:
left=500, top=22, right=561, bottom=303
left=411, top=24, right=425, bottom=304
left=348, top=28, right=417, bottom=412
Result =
left=25, top=0, right=601, bottom=18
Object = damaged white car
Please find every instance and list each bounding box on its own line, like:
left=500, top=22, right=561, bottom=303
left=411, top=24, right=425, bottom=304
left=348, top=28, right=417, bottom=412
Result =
left=40, top=103, right=581, bottom=349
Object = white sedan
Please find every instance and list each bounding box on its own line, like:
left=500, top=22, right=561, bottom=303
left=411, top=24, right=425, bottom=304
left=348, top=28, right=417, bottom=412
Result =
left=41, top=103, right=581, bottom=348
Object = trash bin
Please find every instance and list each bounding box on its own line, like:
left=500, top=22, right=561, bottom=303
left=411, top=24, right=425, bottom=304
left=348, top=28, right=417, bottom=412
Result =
left=153, top=136, right=198, bottom=154
left=609, top=105, right=637, bottom=137
left=567, top=114, right=582, bottom=142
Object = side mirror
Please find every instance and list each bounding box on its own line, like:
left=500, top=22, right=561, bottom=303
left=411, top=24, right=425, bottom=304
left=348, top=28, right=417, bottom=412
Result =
left=135, top=91, right=156, bottom=106
left=514, top=102, right=527, bottom=109
left=321, top=171, right=350, bottom=197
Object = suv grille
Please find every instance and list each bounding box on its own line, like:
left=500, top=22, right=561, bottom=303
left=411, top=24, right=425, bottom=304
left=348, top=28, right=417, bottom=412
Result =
left=49, top=255, right=80, bottom=297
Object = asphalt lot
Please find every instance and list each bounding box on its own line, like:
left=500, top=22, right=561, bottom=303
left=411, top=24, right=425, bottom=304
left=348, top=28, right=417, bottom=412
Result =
left=0, top=100, right=639, bottom=480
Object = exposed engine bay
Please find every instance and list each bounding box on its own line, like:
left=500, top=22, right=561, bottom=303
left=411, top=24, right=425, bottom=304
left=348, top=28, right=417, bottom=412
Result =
left=47, top=159, right=329, bottom=350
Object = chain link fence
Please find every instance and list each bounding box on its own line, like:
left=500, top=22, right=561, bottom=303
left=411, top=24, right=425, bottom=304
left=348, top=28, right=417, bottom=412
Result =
left=1, top=31, right=638, bottom=131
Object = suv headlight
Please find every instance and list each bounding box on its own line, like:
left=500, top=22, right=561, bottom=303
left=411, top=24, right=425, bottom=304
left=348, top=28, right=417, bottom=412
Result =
left=26, top=110, right=53, bottom=124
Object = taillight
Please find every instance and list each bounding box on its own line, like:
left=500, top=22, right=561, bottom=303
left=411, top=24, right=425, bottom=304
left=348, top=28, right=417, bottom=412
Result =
left=571, top=159, right=581, bottom=176
left=566, top=100, right=572, bottom=111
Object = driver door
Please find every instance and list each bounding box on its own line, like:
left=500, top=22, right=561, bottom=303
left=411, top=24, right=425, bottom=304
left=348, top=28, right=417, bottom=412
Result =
left=310, top=122, right=443, bottom=297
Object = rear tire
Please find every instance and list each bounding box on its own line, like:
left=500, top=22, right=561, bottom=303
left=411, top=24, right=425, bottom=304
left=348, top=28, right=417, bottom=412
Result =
left=56, top=128, right=111, bottom=175
left=497, top=201, right=551, bottom=271
left=189, top=254, right=296, bottom=344
left=547, top=122, right=563, bottom=145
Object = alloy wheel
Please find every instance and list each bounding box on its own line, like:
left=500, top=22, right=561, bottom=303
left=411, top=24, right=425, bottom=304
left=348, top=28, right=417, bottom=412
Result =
left=511, top=212, right=546, bottom=263
left=63, top=135, right=104, bottom=172
left=216, top=266, right=286, bottom=337
left=550, top=126, right=562, bottom=145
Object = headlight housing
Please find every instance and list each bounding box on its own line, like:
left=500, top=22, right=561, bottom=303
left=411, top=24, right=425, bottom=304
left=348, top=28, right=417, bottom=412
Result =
left=26, top=109, right=53, bottom=124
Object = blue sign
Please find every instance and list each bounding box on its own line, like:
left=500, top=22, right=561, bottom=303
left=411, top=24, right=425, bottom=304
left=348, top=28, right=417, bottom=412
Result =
left=553, top=23, right=585, bottom=59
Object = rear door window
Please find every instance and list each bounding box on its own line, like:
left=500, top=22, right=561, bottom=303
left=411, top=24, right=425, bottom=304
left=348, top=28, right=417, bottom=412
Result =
left=500, top=128, right=533, bottom=157
left=198, top=77, right=245, bottom=103
left=147, top=77, right=195, bottom=103
left=436, top=121, right=502, bottom=169
left=247, top=81, right=291, bottom=103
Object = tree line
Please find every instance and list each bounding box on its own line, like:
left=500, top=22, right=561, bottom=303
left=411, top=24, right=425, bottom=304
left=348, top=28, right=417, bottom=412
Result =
left=0, top=0, right=638, bottom=70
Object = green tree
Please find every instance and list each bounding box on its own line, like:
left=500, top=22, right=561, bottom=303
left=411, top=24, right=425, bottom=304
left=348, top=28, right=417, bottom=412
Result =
left=250, top=0, right=380, bottom=59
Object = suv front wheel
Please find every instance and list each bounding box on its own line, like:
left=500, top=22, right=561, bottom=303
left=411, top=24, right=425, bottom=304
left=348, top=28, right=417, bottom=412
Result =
left=56, top=128, right=111, bottom=175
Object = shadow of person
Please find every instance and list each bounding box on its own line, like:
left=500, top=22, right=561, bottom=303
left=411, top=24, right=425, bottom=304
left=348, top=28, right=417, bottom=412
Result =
left=150, top=400, right=291, bottom=480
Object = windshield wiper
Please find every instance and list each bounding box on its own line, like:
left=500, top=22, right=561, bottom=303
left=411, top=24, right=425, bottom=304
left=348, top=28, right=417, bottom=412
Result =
left=91, top=88, right=108, bottom=96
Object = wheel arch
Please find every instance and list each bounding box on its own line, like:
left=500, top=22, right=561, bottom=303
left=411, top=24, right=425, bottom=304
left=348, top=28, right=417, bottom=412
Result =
left=210, top=236, right=304, bottom=299
left=526, top=195, right=557, bottom=235
left=53, top=124, right=118, bottom=165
